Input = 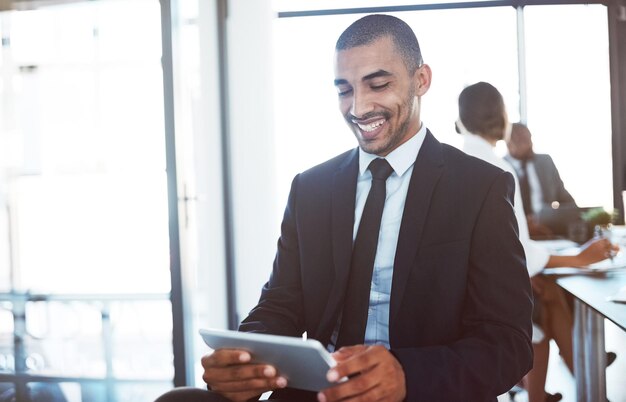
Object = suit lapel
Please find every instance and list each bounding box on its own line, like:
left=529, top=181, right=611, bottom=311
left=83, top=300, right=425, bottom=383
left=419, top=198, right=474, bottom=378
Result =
left=317, top=149, right=359, bottom=343
left=390, top=131, right=444, bottom=326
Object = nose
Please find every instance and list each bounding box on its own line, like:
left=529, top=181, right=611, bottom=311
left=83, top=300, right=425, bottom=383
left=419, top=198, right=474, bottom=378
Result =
left=350, top=89, right=374, bottom=119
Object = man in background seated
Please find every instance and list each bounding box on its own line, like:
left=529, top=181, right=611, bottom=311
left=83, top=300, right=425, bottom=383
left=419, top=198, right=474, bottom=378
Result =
left=504, top=123, right=577, bottom=237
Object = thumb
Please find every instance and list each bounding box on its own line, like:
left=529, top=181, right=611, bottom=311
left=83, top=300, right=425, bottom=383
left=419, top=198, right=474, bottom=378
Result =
left=331, top=345, right=366, bottom=361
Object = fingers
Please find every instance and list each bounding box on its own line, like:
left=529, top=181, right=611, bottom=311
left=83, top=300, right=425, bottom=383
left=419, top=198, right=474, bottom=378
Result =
left=205, top=362, right=277, bottom=383
left=208, top=369, right=287, bottom=392
left=595, top=238, right=619, bottom=258
left=202, top=349, right=251, bottom=369
left=320, top=345, right=406, bottom=402
left=578, top=238, right=619, bottom=265
left=318, top=374, right=378, bottom=402
left=331, top=345, right=367, bottom=362
left=328, top=345, right=384, bottom=380
left=201, top=349, right=288, bottom=398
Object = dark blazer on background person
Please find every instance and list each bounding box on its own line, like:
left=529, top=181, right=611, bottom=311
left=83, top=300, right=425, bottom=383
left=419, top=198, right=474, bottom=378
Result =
left=504, top=153, right=576, bottom=210
left=240, top=131, right=533, bottom=402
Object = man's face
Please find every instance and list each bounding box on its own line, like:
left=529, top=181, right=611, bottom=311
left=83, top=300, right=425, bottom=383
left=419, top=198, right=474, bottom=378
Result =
left=507, top=126, right=533, bottom=160
left=334, top=36, right=430, bottom=156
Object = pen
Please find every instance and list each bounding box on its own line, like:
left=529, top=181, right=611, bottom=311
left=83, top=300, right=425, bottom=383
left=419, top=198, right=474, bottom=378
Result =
left=594, top=225, right=614, bottom=262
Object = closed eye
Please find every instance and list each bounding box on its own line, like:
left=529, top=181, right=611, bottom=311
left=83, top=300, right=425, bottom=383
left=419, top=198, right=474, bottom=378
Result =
left=371, top=82, right=390, bottom=91
left=337, top=88, right=353, bottom=97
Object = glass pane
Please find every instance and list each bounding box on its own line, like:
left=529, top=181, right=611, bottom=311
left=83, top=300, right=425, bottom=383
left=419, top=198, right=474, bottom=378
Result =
left=110, top=301, right=173, bottom=380
left=0, top=304, right=13, bottom=373
left=273, top=8, right=518, bottom=204
left=4, top=0, right=169, bottom=294
left=39, top=381, right=174, bottom=402
left=113, top=382, right=173, bottom=402
left=77, top=382, right=108, bottom=402
left=20, top=300, right=172, bottom=380
left=0, top=0, right=174, bottom=394
left=13, top=175, right=170, bottom=294
left=0, top=383, right=15, bottom=400
left=524, top=4, right=612, bottom=209
left=24, top=301, right=105, bottom=378
left=0, top=201, right=9, bottom=293
left=27, top=382, right=67, bottom=401
left=0, top=382, right=68, bottom=401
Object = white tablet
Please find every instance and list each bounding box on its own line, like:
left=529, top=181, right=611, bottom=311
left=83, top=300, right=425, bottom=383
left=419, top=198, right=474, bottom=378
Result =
left=199, top=328, right=339, bottom=391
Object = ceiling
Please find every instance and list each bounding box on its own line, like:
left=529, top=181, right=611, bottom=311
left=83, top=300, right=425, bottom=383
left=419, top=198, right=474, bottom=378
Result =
left=0, top=0, right=89, bottom=11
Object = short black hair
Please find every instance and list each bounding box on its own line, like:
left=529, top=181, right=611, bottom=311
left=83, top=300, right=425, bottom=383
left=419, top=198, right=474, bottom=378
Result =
left=458, top=82, right=507, bottom=141
left=336, top=14, right=423, bottom=74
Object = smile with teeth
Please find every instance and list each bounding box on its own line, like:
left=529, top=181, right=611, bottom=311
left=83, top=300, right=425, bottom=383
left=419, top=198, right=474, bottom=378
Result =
left=356, top=119, right=386, bottom=132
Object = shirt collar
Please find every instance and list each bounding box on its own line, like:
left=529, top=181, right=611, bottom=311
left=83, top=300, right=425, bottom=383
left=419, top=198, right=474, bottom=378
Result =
left=461, top=131, right=494, bottom=156
left=507, top=155, right=522, bottom=169
left=461, top=131, right=518, bottom=175
left=358, top=124, right=427, bottom=178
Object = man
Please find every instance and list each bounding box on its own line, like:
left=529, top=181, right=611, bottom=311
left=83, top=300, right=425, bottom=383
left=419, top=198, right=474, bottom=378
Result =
left=505, top=123, right=576, bottom=215
left=456, top=82, right=616, bottom=402
left=157, top=15, right=533, bottom=402
left=504, top=123, right=576, bottom=237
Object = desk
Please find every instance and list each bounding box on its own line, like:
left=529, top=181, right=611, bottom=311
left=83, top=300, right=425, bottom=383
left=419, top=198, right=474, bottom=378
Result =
left=556, top=272, right=626, bottom=402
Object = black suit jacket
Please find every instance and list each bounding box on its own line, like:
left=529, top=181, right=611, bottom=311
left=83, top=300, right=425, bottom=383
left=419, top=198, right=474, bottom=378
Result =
left=240, top=132, right=533, bottom=401
left=533, top=153, right=576, bottom=208
left=504, top=153, right=576, bottom=210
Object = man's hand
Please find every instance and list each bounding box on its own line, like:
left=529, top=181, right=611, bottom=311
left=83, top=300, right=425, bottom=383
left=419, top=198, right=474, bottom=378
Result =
left=317, top=345, right=406, bottom=402
left=201, top=349, right=287, bottom=402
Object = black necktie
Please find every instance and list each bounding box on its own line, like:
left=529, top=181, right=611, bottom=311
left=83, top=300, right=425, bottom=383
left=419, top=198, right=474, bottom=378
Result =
left=519, top=160, right=532, bottom=215
left=336, top=158, right=394, bottom=348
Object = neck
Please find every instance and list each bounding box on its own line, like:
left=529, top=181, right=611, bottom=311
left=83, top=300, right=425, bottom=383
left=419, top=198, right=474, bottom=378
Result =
left=516, top=153, right=534, bottom=161
left=456, top=119, right=498, bottom=148
left=485, top=138, right=499, bottom=147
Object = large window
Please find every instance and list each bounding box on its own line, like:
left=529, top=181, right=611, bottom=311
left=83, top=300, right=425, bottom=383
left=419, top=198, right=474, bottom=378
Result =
left=0, top=1, right=173, bottom=400
left=525, top=4, right=612, bottom=209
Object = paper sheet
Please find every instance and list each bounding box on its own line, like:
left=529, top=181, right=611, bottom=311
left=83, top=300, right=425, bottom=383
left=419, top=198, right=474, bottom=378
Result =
left=608, top=285, right=626, bottom=303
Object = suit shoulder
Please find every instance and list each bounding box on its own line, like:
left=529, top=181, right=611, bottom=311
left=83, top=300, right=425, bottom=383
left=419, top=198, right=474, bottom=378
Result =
left=535, top=153, right=554, bottom=163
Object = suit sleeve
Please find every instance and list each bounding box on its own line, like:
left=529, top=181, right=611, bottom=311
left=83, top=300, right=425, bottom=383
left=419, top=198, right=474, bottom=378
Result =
left=546, top=155, right=576, bottom=206
left=391, top=171, right=533, bottom=401
left=239, top=175, right=305, bottom=336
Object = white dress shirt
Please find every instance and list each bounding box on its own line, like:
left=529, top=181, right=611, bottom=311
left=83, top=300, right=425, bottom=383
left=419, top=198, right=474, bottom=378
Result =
left=507, top=157, right=544, bottom=214
left=461, top=132, right=549, bottom=277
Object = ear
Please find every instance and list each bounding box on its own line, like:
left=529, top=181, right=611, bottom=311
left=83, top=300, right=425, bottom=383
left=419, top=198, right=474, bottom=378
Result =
left=413, top=64, right=432, bottom=96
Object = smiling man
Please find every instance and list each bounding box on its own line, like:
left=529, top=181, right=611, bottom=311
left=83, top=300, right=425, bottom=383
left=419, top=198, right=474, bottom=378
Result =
left=156, top=14, right=533, bottom=402
left=333, top=33, right=426, bottom=157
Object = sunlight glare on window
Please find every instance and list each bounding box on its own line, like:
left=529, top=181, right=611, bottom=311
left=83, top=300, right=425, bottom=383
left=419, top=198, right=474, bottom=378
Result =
left=524, top=4, right=611, bottom=209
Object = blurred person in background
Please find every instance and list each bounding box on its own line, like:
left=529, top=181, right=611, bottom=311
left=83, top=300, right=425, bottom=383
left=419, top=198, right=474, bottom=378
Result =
left=504, top=123, right=577, bottom=238
left=456, top=81, right=617, bottom=402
